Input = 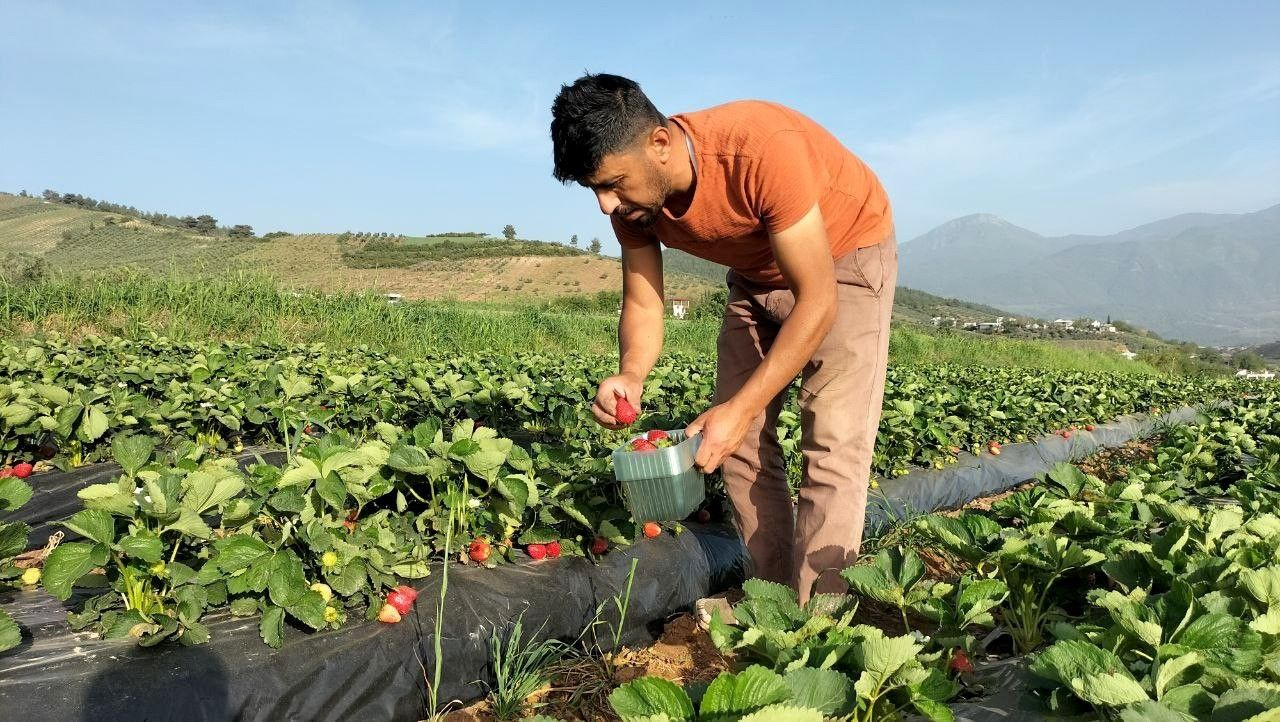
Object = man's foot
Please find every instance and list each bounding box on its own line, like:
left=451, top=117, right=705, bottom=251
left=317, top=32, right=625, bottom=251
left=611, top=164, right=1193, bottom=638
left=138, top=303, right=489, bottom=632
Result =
left=696, top=589, right=743, bottom=629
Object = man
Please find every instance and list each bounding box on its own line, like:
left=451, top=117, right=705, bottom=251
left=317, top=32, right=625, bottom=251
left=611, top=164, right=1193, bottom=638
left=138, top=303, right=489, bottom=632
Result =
left=550, top=73, right=896, bottom=605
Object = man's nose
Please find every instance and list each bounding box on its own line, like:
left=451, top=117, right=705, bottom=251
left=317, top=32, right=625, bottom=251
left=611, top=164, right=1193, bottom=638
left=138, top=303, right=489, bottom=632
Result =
left=595, top=189, right=620, bottom=216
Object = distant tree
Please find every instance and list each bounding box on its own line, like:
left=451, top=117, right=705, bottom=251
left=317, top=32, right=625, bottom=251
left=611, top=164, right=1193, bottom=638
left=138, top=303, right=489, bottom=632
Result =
left=194, top=215, right=218, bottom=234
left=1234, top=350, right=1266, bottom=371
left=228, top=224, right=255, bottom=239
left=589, top=237, right=602, bottom=254
left=502, top=224, right=517, bottom=240
left=42, top=189, right=61, bottom=202
left=18, top=190, right=27, bottom=198
left=570, top=234, right=579, bottom=247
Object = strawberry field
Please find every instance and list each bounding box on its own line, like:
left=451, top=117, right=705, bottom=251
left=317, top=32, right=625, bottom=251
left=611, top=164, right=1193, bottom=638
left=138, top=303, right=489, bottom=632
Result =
left=0, top=332, right=1255, bottom=720
left=592, top=389, right=1280, bottom=722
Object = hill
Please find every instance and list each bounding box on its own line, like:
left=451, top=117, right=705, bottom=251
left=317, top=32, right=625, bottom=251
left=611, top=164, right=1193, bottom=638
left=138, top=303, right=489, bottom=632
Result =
left=899, top=203, right=1280, bottom=346
left=0, top=193, right=715, bottom=302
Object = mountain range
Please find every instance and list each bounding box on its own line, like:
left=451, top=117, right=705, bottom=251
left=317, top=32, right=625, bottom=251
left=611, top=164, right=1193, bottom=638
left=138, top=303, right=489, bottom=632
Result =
left=898, top=203, right=1280, bottom=346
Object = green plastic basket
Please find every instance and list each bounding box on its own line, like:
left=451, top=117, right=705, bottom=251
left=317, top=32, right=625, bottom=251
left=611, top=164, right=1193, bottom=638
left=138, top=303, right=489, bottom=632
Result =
left=612, top=430, right=706, bottom=522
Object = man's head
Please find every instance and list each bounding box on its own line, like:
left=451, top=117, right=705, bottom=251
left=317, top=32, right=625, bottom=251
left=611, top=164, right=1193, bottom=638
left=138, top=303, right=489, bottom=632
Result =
left=551, top=73, right=676, bottom=227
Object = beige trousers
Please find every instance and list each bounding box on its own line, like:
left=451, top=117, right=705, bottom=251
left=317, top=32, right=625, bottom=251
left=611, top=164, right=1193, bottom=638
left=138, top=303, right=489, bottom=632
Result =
left=715, top=234, right=897, bottom=604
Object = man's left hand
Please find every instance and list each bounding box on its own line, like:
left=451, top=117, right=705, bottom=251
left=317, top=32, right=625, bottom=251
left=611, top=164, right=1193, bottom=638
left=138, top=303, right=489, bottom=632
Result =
left=686, top=400, right=757, bottom=473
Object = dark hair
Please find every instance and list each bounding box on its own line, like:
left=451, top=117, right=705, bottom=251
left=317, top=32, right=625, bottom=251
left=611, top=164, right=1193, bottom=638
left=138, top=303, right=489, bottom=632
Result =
left=550, top=73, right=666, bottom=184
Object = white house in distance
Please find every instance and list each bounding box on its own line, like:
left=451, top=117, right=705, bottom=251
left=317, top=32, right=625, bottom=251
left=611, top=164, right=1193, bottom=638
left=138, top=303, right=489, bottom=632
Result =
left=1236, top=368, right=1277, bottom=380
left=1053, top=319, right=1075, bottom=330
left=668, top=297, right=690, bottom=319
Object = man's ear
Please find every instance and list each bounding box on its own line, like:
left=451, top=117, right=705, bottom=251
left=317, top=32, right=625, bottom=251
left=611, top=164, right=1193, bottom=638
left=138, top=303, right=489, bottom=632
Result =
left=648, top=124, right=673, bottom=162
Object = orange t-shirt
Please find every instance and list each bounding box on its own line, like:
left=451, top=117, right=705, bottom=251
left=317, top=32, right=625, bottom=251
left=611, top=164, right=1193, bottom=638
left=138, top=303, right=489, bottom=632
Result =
left=612, top=100, right=893, bottom=288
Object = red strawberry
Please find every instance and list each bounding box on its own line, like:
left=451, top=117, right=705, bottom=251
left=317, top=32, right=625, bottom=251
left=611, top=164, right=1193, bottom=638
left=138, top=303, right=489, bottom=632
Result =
left=387, top=589, right=414, bottom=615
left=590, top=537, right=609, bottom=555
left=695, top=509, right=712, bottom=523
left=614, top=395, right=638, bottom=426
left=545, top=540, right=561, bottom=558
left=643, top=522, right=662, bottom=539
left=526, top=543, right=547, bottom=561
left=949, top=650, right=974, bottom=674
left=468, top=538, right=492, bottom=563
left=394, top=585, right=418, bottom=603
left=377, top=603, right=402, bottom=624
left=630, top=438, right=657, bottom=452
left=1062, top=430, right=1073, bottom=439
left=12, top=463, right=31, bottom=479
left=646, top=430, right=669, bottom=442
left=1085, top=424, right=1096, bottom=432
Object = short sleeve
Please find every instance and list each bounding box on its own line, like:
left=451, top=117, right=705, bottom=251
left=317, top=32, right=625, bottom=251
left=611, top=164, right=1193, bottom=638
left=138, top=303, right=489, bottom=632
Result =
left=749, top=129, right=822, bottom=235
left=610, top=215, right=658, bottom=250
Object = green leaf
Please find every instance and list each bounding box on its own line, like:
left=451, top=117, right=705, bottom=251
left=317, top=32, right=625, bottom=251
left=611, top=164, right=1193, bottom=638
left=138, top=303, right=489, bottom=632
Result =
left=118, top=534, right=164, bottom=563
left=701, top=666, right=791, bottom=718
left=34, top=384, right=71, bottom=406
left=42, top=542, right=103, bottom=600
left=182, top=466, right=245, bottom=514
left=737, top=706, right=824, bottom=722
left=907, top=698, right=956, bottom=722
left=1029, top=640, right=1128, bottom=687
left=1172, top=613, right=1263, bottom=674
left=1047, top=463, right=1090, bottom=498
left=1211, top=686, right=1280, bottom=722
left=79, top=405, right=110, bottom=442
left=850, top=630, right=922, bottom=689
left=0, top=477, right=33, bottom=512
left=174, top=584, right=208, bottom=625
left=161, top=509, right=213, bottom=539
left=1072, top=671, right=1149, bottom=706
left=783, top=668, right=855, bottom=716
left=0, top=522, right=27, bottom=559
left=0, top=404, right=35, bottom=427
left=286, top=590, right=327, bottom=631
left=315, top=472, right=347, bottom=511
left=608, top=677, right=694, bottom=722
left=842, top=565, right=898, bottom=605
left=111, top=434, right=155, bottom=475
left=230, top=598, right=260, bottom=617
left=259, top=605, right=285, bottom=648
left=1155, top=652, right=1202, bottom=699
left=0, top=609, right=21, bottom=653
left=169, top=562, right=196, bottom=586
left=464, top=449, right=507, bottom=482
left=1119, top=701, right=1196, bottom=722
left=214, top=535, right=272, bottom=573
left=325, top=561, right=367, bottom=596
left=496, top=475, right=531, bottom=513
left=60, top=509, right=116, bottom=546
left=267, top=552, right=307, bottom=607
left=1241, top=566, right=1280, bottom=607
left=742, top=578, right=799, bottom=606
left=179, top=621, right=211, bottom=646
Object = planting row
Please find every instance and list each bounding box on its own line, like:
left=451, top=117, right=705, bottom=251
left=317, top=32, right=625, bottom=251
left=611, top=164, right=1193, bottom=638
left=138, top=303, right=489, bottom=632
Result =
left=599, top=389, right=1280, bottom=720
left=0, top=335, right=1231, bottom=480
left=0, top=416, right=669, bottom=652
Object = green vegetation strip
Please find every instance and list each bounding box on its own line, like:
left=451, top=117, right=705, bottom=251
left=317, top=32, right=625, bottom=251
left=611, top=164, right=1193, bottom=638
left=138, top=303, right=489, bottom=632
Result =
left=2, top=273, right=1173, bottom=372
left=612, top=390, right=1280, bottom=721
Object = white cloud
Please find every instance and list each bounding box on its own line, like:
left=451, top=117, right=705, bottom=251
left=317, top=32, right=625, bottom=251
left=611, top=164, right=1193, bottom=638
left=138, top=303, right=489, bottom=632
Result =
left=865, top=56, right=1280, bottom=238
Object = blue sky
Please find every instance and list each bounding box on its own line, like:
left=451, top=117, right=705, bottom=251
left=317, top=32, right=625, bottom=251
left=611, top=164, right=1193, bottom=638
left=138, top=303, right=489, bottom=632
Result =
left=2, top=1, right=1277, bottom=255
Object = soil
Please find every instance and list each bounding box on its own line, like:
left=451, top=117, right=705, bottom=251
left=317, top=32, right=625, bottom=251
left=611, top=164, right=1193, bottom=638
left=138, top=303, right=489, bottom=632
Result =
left=442, top=614, right=730, bottom=722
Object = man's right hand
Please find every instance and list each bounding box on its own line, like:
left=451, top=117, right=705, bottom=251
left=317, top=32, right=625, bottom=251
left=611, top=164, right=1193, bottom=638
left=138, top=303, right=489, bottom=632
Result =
left=592, top=373, right=644, bottom=429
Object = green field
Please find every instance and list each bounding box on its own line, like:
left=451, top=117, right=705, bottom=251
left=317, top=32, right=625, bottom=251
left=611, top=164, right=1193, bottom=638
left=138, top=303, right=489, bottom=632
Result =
left=0, top=271, right=1175, bottom=375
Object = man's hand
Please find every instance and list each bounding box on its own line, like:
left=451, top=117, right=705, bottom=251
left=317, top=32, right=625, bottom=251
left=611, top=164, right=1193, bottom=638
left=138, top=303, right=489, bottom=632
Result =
left=686, top=400, right=757, bottom=473
left=593, top=373, right=644, bottom=429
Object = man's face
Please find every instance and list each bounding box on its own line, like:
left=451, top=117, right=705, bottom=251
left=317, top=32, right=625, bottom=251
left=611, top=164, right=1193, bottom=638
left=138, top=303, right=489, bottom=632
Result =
left=584, top=144, right=671, bottom=228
